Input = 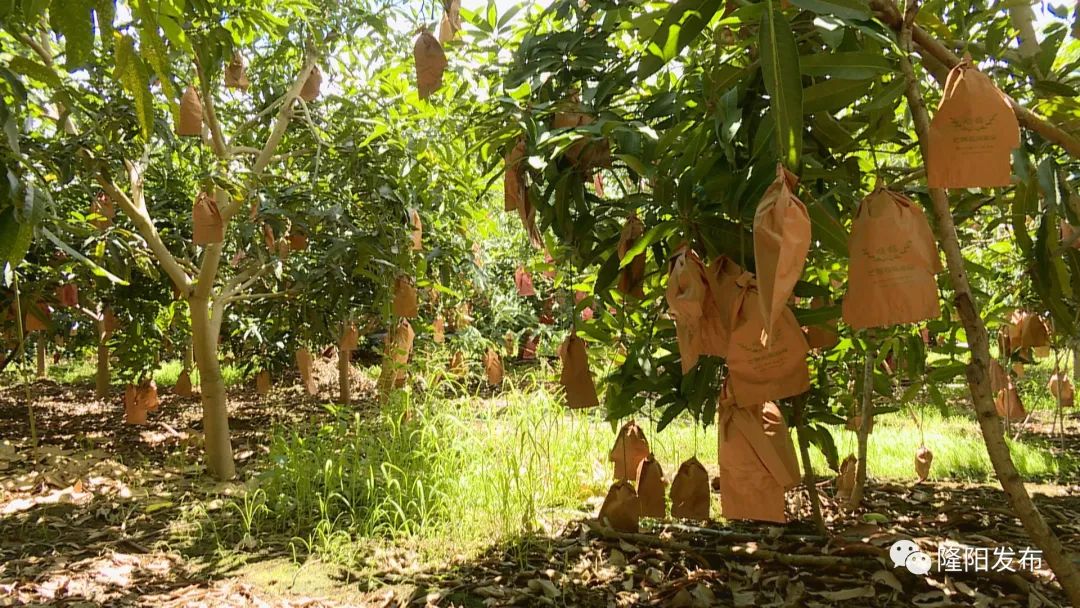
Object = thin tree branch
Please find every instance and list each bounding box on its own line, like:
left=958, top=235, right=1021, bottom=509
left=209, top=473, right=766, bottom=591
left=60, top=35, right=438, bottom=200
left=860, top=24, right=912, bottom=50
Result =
left=194, top=55, right=229, bottom=158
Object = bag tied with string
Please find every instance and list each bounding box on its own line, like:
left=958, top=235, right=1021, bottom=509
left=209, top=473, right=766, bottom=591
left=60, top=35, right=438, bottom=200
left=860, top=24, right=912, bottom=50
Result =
left=551, top=94, right=611, bottom=178
left=716, top=384, right=800, bottom=523
left=753, top=164, right=810, bottom=346
left=124, top=385, right=146, bottom=425
left=665, top=248, right=708, bottom=373
left=137, top=379, right=159, bottom=412
left=483, top=348, right=503, bottom=386
left=340, top=322, right=360, bottom=352
left=610, top=420, right=650, bottom=482
left=414, top=31, right=447, bottom=99
left=409, top=209, right=423, bottom=251
left=1049, top=370, right=1075, bottom=407
left=669, top=457, right=710, bottom=520
left=393, top=276, right=419, bottom=319
left=56, top=284, right=79, bottom=308
left=598, top=481, right=640, bottom=532
left=635, top=454, right=666, bottom=518
left=726, top=273, right=810, bottom=406
left=915, top=445, right=933, bottom=483
left=558, top=334, right=599, bottom=409
left=843, top=188, right=942, bottom=329
left=617, top=214, right=647, bottom=298
left=378, top=318, right=416, bottom=399
left=803, top=296, right=839, bottom=350
left=224, top=52, right=250, bottom=90
left=300, top=65, right=322, bottom=102
left=928, top=54, right=1020, bottom=189
left=255, top=370, right=271, bottom=395
left=515, top=267, right=536, bottom=297
left=175, top=370, right=194, bottom=398
left=995, top=378, right=1026, bottom=419
left=192, top=190, right=225, bottom=245
left=836, top=454, right=857, bottom=501
left=438, top=0, right=462, bottom=43
left=296, top=347, right=317, bottom=395
left=178, top=85, right=203, bottom=136
left=700, top=256, right=743, bottom=358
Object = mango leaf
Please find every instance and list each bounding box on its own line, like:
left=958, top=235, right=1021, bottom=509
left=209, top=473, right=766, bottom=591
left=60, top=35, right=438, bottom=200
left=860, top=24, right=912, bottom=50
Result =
left=0, top=207, right=33, bottom=265
left=799, top=52, right=894, bottom=79
left=50, top=0, right=96, bottom=70
left=6, top=56, right=62, bottom=88
left=788, top=0, right=871, bottom=20
left=619, top=220, right=677, bottom=268
left=803, top=78, right=871, bottom=113
left=639, top=0, right=724, bottom=79
left=806, top=195, right=848, bottom=254
left=42, top=228, right=129, bottom=284
left=759, top=7, right=803, bottom=170
left=136, top=3, right=179, bottom=126
left=113, top=33, right=155, bottom=139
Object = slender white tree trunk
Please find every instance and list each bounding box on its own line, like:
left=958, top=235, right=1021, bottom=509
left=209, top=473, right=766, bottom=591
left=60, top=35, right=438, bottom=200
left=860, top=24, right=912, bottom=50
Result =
left=191, top=295, right=235, bottom=480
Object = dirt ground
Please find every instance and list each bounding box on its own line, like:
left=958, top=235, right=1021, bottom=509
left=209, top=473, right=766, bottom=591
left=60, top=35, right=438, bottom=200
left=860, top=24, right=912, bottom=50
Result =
left=1, top=375, right=1078, bottom=607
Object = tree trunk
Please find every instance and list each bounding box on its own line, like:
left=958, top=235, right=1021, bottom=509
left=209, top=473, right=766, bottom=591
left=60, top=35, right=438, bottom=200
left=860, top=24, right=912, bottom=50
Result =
left=1072, top=340, right=1079, bottom=385
left=848, top=340, right=875, bottom=509
left=183, top=339, right=194, bottom=373
left=35, top=339, right=46, bottom=379
left=898, top=10, right=1080, bottom=603
left=190, top=295, right=235, bottom=480
left=338, top=346, right=352, bottom=405
left=793, top=397, right=827, bottom=535
left=95, top=321, right=110, bottom=399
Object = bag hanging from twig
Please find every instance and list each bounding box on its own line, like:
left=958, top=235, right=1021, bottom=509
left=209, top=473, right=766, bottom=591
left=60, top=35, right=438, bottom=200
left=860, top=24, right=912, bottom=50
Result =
left=449, top=350, right=467, bottom=375
left=438, top=0, right=462, bottom=43
left=175, top=370, right=193, bottom=398
left=504, top=137, right=527, bottom=213
left=915, top=445, right=933, bottom=483
left=393, top=276, right=419, bottom=318
left=103, top=307, right=120, bottom=334
left=551, top=97, right=612, bottom=177
left=255, top=370, right=271, bottom=395
left=432, top=315, right=445, bottom=344
left=726, top=273, right=810, bottom=407
left=178, top=85, right=203, bottom=136
left=665, top=248, right=708, bottom=373
left=288, top=229, right=308, bottom=251
left=1009, top=310, right=1050, bottom=350
left=409, top=209, right=423, bottom=251
left=803, top=296, right=838, bottom=350
left=598, top=481, right=640, bottom=532
left=193, top=191, right=225, bottom=245
left=995, top=381, right=1026, bottom=419
left=24, top=303, right=50, bottom=333
left=137, top=379, right=159, bottom=412
left=636, top=454, right=666, bottom=519
left=379, top=319, right=415, bottom=397
left=846, top=409, right=875, bottom=433
left=514, top=267, right=536, bottom=297
left=503, top=331, right=516, bottom=358
left=483, top=348, right=504, bottom=386
left=300, top=65, right=322, bottom=102
left=224, top=52, right=250, bottom=91
left=90, top=192, right=115, bottom=229
left=753, top=164, right=810, bottom=346
left=670, top=457, right=710, bottom=521
left=989, top=359, right=1009, bottom=393
left=414, top=31, right=448, bottom=99
left=1049, top=370, right=1075, bottom=407
left=717, top=392, right=799, bottom=523
left=843, top=188, right=942, bottom=329
left=1061, top=222, right=1080, bottom=249
left=927, top=55, right=1020, bottom=189
left=454, top=302, right=473, bottom=329
left=610, top=420, right=650, bottom=482
left=836, top=454, right=857, bottom=500
left=340, top=322, right=360, bottom=352
left=56, top=284, right=79, bottom=308
left=296, top=348, right=316, bottom=395
left=617, top=214, right=646, bottom=298
left=124, top=385, right=146, bottom=425
left=700, top=256, right=743, bottom=358
left=558, top=334, right=599, bottom=409
left=520, top=333, right=539, bottom=361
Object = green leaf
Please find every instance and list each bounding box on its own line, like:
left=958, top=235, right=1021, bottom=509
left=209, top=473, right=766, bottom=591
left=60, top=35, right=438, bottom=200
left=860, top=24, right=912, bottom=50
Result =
left=619, top=220, right=677, bottom=268
left=136, top=2, right=179, bottom=126
left=0, top=207, right=33, bottom=265
left=113, top=33, right=155, bottom=139
left=638, top=0, right=724, bottom=79
left=803, top=78, right=871, bottom=113
left=6, top=56, right=62, bottom=88
left=50, top=0, right=96, bottom=70
left=806, top=195, right=848, bottom=254
left=42, top=228, right=129, bottom=284
left=759, top=7, right=803, bottom=170
left=787, top=0, right=871, bottom=20
left=799, top=52, right=894, bottom=79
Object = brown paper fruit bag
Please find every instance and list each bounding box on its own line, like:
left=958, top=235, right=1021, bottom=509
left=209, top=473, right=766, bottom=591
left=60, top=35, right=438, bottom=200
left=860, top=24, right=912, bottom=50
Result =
left=670, top=457, right=710, bottom=521
left=551, top=98, right=611, bottom=177
left=137, top=379, right=159, bottom=412
left=255, top=370, right=271, bottom=395
left=928, top=55, right=1020, bottom=189
left=636, top=454, right=666, bottom=519
left=300, top=65, right=322, bottom=102
left=726, top=273, right=810, bottom=407
left=700, top=256, right=743, bottom=357
left=1013, top=311, right=1050, bottom=349
left=90, top=192, right=115, bottom=229
left=995, top=382, right=1026, bottom=419
left=665, top=247, right=708, bottom=373
left=175, top=370, right=194, bottom=398
left=296, top=348, right=316, bottom=395
left=520, top=333, right=539, bottom=360
left=340, top=322, right=360, bottom=352
left=414, top=31, right=447, bottom=99
left=514, top=266, right=536, bottom=297
left=803, top=296, right=838, bottom=350
left=843, top=188, right=942, bottom=329
left=753, top=164, right=810, bottom=345
left=598, top=481, right=640, bottom=532
left=124, top=385, right=146, bottom=425
left=836, top=454, right=857, bottom=500
left=25, top=303, right=51, bottom=333
left=438, top=0, right=462, bottom=43
left=289, top=230, right=309, bottom=251
left=617, top=214, right=646, bottom=298
left=178, top=85, right=203, bottom=136
left=989, top=359, right=1009, bottom=393
left=393, top=276, right=419, bottom=319
left=448, top=350, right=467, bottom=375
left=56, top=284, right=79, bottom=308
left=483, top=348, right=504, bottom=386
left=224, top=52, right=250, bottom=90
left=717, top=397, right=799, bottom=523
left=379, top=319, right=416, bottom=397
left=504, top=137, right=527, bottom=213
left=558, top=334, right=599, bottom=409
left=433, top=315, right=445, bottom=344
left=193, top=191, right=225, bottom=245
left=409, top=208, right=423, bottom=251
left=610, top=420, right=650, bottom=482
left=915, top=445, right=933, bottom=483
left=1049, top=371, right=1075, bottom=407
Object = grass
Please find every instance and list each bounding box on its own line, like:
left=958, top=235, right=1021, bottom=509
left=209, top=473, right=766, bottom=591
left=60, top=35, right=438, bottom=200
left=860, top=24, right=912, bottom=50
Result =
left=37, top=356, right=246, bottom=388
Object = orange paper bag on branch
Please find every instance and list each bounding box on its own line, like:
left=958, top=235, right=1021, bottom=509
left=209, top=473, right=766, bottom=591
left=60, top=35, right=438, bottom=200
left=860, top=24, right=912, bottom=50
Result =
left=598, top=481, right=640, bottom=532
left=514, top=267, right=536, bottom=297
left=803, top=296, right=838, bottom=350
left=610, top=420, right=650, bottom=482
left=124, top=385, right=146, bottom=425
left=378, top=319, right=416, bottom=398
left=1049, top=371, right=1075, bottom=407
left=617, top=214, right=646, bottom=298
left=665, top=248, right=708, bottom=373
left=296, top=348, right=316, bottom=395
left=90, top=192, right=114, bottom=229
left=414, top=31, right=447, bottom=99
left=670, top=457, right=710, bottom=521
left=192, top=191, right=225, bottom=245
left=1008, top=310, right=1050, bottom=350
left=433, top=315, right=445, bottom=344
left=504, top=138, right=527, bottom=212
left=483, top=348, right=503, bottom=386
left=927, top=55, right=1020, bottom=189
left=725, top=273, right=810, bottom=407
left=137, top=379, right=159, bottom=412
left=340, top=322, right=360, bottom=352
left=56, top=284, right=79, bottom=308
left=393, top=276, right=419, bottom=319
left=635, top=454, right=666, bottom=518
left=558, top=334, right=599, bottom=409
left=843, top=188, right=942, bottom=329
left=300, top=65, right=322, bottom=102
left=255, top=371, right=271, bottom=395
left=700, top=256, right=743, bottom=358
left=915, top=445, right=933, bottom=483
left=551, top=95, right=611, bottom=177
left=175, top=370, right=193, bottom=398
left=836, top=454, right=857, bottom=501
left=438, top=0, right=461, bottom=43
left=224, top=52, right=250, bottom=90
left=408, top=209, right=423, bottom=251
left=717, top=390, right=799, bottom=523
left=753, top=164, right=810, bottom=346
left=178, top=85, right=203, bottom=136
left=995, top=381, right=1026, bottom=419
